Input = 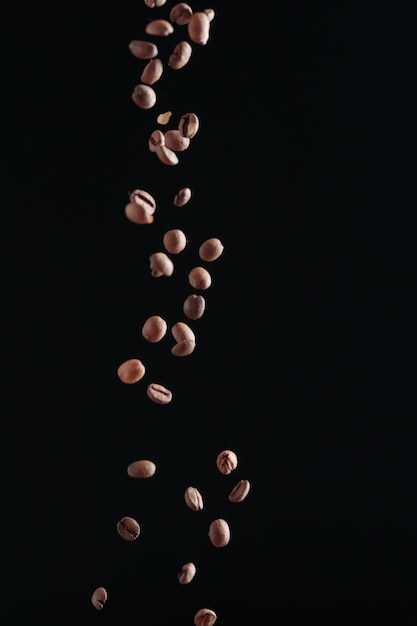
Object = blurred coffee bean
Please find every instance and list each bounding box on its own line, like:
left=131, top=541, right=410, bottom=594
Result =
left=188, top=266, right=211, bottom=290
left=163, top=229, right=187, bottom=254
left=127, top=459, right=157, bottom=478
left=199, top=237, right=224, bottom=262
left=183, top=294, right=206, bottom=320
left=91, top=587, right=108, bottom=610
left=141, top=58, right=163, bottom=84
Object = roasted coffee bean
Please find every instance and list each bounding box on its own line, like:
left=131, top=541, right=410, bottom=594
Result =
left=178, top=561, right=196, bottom=584
left=155, top=144, right=179, bottom=165
left=178, top=112, right=199, bottom=138
left=117, top=358, right=146, bottom=384
left=184, top=486, right=204, bottom=510
left=144, top=0, right=167, bottom=6
left=147, top=383, right=172, bottom=404
left=204, top=8, right=215, bottom=21
left=127, top=459, right=156, bottom=478
left=208, top=519, right=230, bottom=548
left=199, top=237, right=224, bottom=262
left=142, top=315, right=167, bottom=342
left=149, top=252, right=174, bottom=277
left=194, top=608, right=217, bottom=626
left=125, top=201, right=154, bottom=224
left=188, top=11, right=211, bottom=45
left=170, top=3, right=193, bottom=25
left=173, top=187, right=191, bottom=206
left=132, top=84, right=157, bottom=109
left=129, top=189, right=156, bottom=211
left=91, top=587, right=108, bottom=610
left=163, top=229, right=187, bottom=254
left=183, top=294, right=206, bottom=320
left=168, top=41, right=192, bottom=70
left=141, top=58, right=163, bottom=85
left=216, top=449, right=238, bottom=474
left=188, top=266, right=212, bottom=290
left=149, top=129, right=165, bottom=152
left=145, top=19, right=174, bottom=36
left=229, top=479, right=251, bottom=503
left=164, top=129, right=190, bottom=152
left=129, top=40, right=158, bottom=59
left=171, top=321, right=196, bottom=356
left=116, top=516, right=141, bottom=541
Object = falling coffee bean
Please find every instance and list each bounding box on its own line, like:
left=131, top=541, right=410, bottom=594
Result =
left=208, top=518, right=230, bottom=548
left=228, top=479, right=251, bottom=503
left=178, top=561, right=196, bottom=584
left=194, top=608, right=217, bottom=626
left=116, top=516, right=141, bottom=541
left=216, top=449, right=238, bottom=474
left=91, top=587, right=108, bottom=610
left=147, top=383, right=173, bottom=404
left=127, top=459, right=156, bottom=478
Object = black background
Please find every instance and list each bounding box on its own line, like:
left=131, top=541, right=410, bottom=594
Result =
left=2, top=1, right=417, bottom=624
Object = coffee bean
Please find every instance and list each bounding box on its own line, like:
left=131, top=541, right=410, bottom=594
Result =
left=178, top=112, right=199, bottom=138
left=144, top=0, right=167, bottom=7
left=117, top=358, right=146, bottom=384
left=188, top=11, right=211, bottom=45
left=129, top=40, right=158, bottom=59
left=173, top=187, right=191, bottom=206
left=132, top=84, right=157, bottom=109
left=168, top=41, right=192, bottom=70
left=163, top=229, right=187, bottom=254
left=171, top=321, right=196, bottom=356
left=127, top=459, right=156, bottom=478
left=194, top=608, right=217, bottom=626
left=141, top=58, right=163, bottom=85
left=147, top=383, right=172, bottom=404
left=178, top=561, right=196, bottom=584
left=155, top=144, right=179, bottom=165
left=208, top=518, right=230, bottom=548
left=228, top=479, right=251, bottom=503
left=164, top=129, right=190, bottom=152
left=216, top=449, right=238, bottom=474
left=91, top=587, right=108, bottom=610
left=188, top=266, right=212, bottom=290
left=184, top=486, right=204, bottom=510
left=149, top=252, right=174, bottom=277
left=204, top=8, right=215, bottom=22
left=125, top=189, right=156, bottom=224
left=183, top=294, right=206, bottom=320
left=199, top=237, right=224, bottom=262
left=145, top=19, right=174, bottom=36
left=170, top=3, right=193, bottom=25
left=142, top=315, right=167, bottom=342
left=116, top=516, right=141, bottom=541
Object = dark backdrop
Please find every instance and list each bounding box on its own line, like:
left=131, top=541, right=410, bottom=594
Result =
left=2, top=1, right=417, bottom=624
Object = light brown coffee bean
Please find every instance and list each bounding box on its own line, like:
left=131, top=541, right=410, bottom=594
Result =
left=194, top=608, right=217, bottom=626
left=168, top=41, right=192, bottom=70
left=164, top=129, right=190, bottom=152
left=178, top=561, right=196, bottom=584
left=163, top=229, right=187, bottom=254
left=183, top=294, right=206, bottom=320
left=129, top=40, right=158, bottom=59
left=149, top=252, right=174, bottom=277
left=173, top=187, right=191, bottom=206
left=171, top=321, right=196, bottom=356
left=216, top=449, right=238, bottom=474
left=178, top=112, right=200, bottom=138
left=204, top=8, right=215, bottom=22
left=142, top=315, right=167, bottom=342
left=170, top=3, right=193, bottom=25
left=208, top=519, right=230, bottom=548
left=125, top=201, right=154, bottom=224
left=141, top=58, right=163, bottom=85
left=188, top=266, right=211, bottom=290
left=188, top=11, right=211, bottom=45
left=184, top=486, right=203, bottom=511
left=148, top=129, right=165, bottom=152
left=117, top=358, right=146, bottom=384
left=91, top=587, right=108, bottom=610
left=145, top=19, right=174, bottom=36
left=147, top=383, right=172, bottom=404
left=116, top=516, right=141, bottom=541
left=228, top=479, right=251, bottom=503
left=132, top=84, right=157, bottom=109
left=129, top=189, right=156, bottom=212
left=155, top=144, right=179, bottom=165
left=144, top=0, right=167, bottom=6
left=127, top=459, right=156, bottom=478
left=199, top=237, right=224, bottom=262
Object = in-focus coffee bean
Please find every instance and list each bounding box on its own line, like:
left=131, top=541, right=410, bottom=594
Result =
left=173, top=187, right=192, bottom=206
left=208, top=519, right=230, bottom=547
left=178, top=112, right=200, bottom=138
left=216, top=449, right=238, bottom=474
left=228, top=479, right=251, bottom=503
left=183, top=294, right=206, bottom=320
left=141, top=58, right=163, bottom=85
left=168, top=41, right=192, bottom=70
left=155, top=144, right=179, bottom=165
left=127, top=459, right=156, bottom=478
left=194, top=608, right=217, bottom=626
left=164, top=129, right=190, bottom=152
left=147, top=383, right=172, bottom=404
left=91, top=587, right=108, bottom=610
left=199, top=237, right=224, bottom=262
left=142, top=315, right=167, bottom=342
left=163, top=229, right=187, bottom=254
left=184, top=486, right=204, bottom=510
left=188, top=11, right=211, bottom=45
left=117, top=358, right=146, bottom=384
left=171, top=321, right=196, bottom=356
left=125, top=189, right=156, bottom=224
left=178, top=561, right=196, bottom=584
left=116, top=516, right=141, bottom=541
left=188, top=266, right=212, bottom=290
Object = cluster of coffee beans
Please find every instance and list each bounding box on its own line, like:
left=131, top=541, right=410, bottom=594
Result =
left=91, top=4, right=251, bottom=624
